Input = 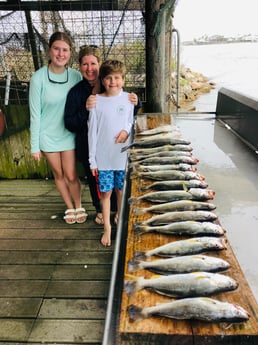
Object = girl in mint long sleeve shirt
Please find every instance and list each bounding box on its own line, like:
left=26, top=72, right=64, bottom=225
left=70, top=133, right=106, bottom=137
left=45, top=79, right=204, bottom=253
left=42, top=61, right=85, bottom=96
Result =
left=29, top=31, right=87, bottom=225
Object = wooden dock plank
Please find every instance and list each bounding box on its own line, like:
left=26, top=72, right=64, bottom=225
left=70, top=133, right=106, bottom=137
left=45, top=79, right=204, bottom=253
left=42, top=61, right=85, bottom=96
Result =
left=0, top=179, right=114, bottom=344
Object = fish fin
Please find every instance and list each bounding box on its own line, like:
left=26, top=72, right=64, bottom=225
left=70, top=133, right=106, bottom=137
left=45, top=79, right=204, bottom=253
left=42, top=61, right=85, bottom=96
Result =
left=128, top=259, right=141, bottom=272
left=133, top=223, right=147, bottom=235
left=121, top=143, right=133, bottom=152
left=138, top=184, right=150, bottom=191
left=134, top=251, right=147, bottom=260
left=182, top=181, right=189, bottom=192
left=127, top=305, right=144, bottom=322
left=128, top=197, right=138, bottom=204
left=132, top=207, right=145, bottom=215
left=124, top=280, right=140, bottom=295
left=129, top=172, right=138, bottom=180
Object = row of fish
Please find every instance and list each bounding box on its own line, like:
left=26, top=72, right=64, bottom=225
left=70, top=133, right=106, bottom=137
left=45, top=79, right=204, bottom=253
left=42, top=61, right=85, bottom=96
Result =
left=123, top=123, right=250, bottom=324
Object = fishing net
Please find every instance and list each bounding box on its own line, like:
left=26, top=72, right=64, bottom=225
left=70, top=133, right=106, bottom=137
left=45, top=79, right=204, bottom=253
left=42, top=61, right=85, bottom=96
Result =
left=0, top=0, right=146, bottom=104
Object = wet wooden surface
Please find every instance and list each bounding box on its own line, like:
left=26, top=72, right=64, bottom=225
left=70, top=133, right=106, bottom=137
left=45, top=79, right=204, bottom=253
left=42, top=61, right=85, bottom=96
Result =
left=0, top=179, right=115, bottom=344
left=118, top=113, right=258, bottom=345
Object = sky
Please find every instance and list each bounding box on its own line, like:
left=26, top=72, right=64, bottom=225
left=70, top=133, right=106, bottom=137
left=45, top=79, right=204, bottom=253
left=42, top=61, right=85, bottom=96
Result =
left=173, top=0, right=258, bottom=41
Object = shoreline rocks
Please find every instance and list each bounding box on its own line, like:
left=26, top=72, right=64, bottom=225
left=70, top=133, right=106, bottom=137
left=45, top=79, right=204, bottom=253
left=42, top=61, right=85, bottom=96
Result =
left=170, top=65, right=215, bottom=111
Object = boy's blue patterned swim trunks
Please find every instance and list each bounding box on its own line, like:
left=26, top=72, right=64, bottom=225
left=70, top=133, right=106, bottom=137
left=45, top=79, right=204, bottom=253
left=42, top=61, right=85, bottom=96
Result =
left=98, top=170, right=125, bottom=192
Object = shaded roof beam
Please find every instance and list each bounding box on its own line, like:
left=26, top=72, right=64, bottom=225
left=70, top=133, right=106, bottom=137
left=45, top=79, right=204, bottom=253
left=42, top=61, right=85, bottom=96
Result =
left=0, top=1, right=143, bottom=11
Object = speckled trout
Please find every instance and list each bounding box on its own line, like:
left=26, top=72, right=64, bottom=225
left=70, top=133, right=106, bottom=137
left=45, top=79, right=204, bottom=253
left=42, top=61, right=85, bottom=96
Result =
left=133, top=210, right=217, bottom=226
left=121, top=135, right=191, bottom=152
left=127, top=297, right=250, bottom=323
left=128, top=144, right=193, bottom=156
left=128, top=254, right=230, bottom=274
left=130, top=150, right=193, bottom=162
left=130, top=155, right=199, bottom=166
left=129, top=189, right=214, bottom=204
left=132, top=163, right=196, bottom=173
left=124, top=271, right=238, bottom=297
left=139, top=179, right=208, bottom=191
left=137, top=125, right=174, bottom=135
left=135, top=237, right=227, bottom=258
left=134, top=221, right=225, bottom=237
left=132, top=200, right=216, bottom=215
left=130, top=170, right=204, bottom=181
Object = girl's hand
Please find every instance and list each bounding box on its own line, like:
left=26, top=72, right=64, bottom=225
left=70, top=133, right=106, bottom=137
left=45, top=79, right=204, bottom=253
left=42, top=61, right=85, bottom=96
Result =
left=86, top=95, right=97, bottom=110
left=128, top=92, right=138, bottom=106
left=31, top=152, right=41, bottom=161
left=115, top=130, right=128, bottom=144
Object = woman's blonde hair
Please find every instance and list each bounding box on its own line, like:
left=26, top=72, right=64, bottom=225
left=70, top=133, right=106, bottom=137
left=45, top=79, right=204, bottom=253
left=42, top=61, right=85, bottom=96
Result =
left=78, top=45, right=102, bottom=64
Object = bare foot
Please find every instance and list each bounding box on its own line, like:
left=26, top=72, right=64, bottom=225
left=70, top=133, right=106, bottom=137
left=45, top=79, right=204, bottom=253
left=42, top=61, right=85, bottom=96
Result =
left=101, top=225, right=111, bottom=247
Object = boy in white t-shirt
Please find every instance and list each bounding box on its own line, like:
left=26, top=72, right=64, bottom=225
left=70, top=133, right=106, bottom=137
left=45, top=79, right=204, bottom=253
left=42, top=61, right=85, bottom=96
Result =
left=88, top=60, right=134, bottom=246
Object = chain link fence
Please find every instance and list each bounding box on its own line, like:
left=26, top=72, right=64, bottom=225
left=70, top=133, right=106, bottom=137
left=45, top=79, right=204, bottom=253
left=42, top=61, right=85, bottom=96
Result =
left=0, top=1, right=146, bottom=105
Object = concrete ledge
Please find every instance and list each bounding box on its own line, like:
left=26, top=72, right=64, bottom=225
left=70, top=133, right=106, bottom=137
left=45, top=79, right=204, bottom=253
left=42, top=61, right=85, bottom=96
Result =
left=216, top=87, right=258, bottom=151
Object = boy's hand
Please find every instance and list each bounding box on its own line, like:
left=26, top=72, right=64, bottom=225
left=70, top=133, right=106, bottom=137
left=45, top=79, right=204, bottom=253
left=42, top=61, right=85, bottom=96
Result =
left=115, top=130, right=128, bottom=144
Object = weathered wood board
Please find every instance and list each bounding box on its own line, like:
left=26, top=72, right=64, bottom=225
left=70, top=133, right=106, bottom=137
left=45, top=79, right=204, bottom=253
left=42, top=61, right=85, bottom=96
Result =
left=118, top=113, right=258, bottom=345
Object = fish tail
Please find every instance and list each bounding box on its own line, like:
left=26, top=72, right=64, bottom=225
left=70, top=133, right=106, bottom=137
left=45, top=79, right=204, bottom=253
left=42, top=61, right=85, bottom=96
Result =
left=129, top=172, right=139, bottom=180
left=134, top=251, right=147, bottom=260
left=138, top=184, right=149, bottom=191
left=128, top=196, right=138, bottom=204
left=133, top=223, right=147, bottom=235
left=132, top=207, right=145, bottom=215
left=124, top=280, right=139, bottom=295
left=127, top=305, right=144, bottom=322
left=121, top=143, right=133, bottom=152
left=128, top=259, right=141, bottom=272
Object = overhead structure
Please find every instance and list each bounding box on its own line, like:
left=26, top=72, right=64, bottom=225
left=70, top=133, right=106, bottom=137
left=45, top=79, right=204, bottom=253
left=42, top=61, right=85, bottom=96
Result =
left=0, top=0, right=178, bottom=112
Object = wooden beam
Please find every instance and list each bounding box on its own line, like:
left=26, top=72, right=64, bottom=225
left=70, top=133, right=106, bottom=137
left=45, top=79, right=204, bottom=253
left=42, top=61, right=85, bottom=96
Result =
left=0, top=1, right=144, bottom=11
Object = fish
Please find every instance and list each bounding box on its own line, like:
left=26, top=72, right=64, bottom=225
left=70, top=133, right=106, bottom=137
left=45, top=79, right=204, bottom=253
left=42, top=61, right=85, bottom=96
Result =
left=128, top=254, right=230, bottom=274
left=137, top=125, right=174, bottom=135
left=135, top=237, right=227, bottom=258
left=133, top=221, right=225, bottom=237
left=130, top=156, right=199, bottom=166
left=133, top=210, right=217, bottom=227
left=133, top=132, right=181, bottom=143
left=128, top=144, right=193, bottom=156
left=121, top=136, right=191, bottom=152
left=132, top=163, right=197, bottom=173
left=127, top=297, right=250, bottom=323
left=130, top=170, right=204, bottom=181
left=130, top=150, right=193, bottom=162
left=124, top=271, right=238, bottom=297
left=139, top=179, right=208, bottom=191
left=132, top=200, right=216, bottom=215
left=129, top=189, right=215, bottom=204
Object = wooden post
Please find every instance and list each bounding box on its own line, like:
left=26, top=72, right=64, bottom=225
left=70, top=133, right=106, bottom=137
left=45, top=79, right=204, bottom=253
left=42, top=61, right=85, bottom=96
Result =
left=145, top=0, right=176, bottom=112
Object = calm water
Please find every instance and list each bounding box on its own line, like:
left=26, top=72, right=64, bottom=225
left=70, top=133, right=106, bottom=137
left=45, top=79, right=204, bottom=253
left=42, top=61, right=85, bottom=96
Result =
left=180, top=42, right=258, bottom=111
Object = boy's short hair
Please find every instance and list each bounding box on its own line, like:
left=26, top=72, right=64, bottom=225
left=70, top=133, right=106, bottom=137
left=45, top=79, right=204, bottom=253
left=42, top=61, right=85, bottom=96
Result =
left=99, top=60, right=126, bottom=80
